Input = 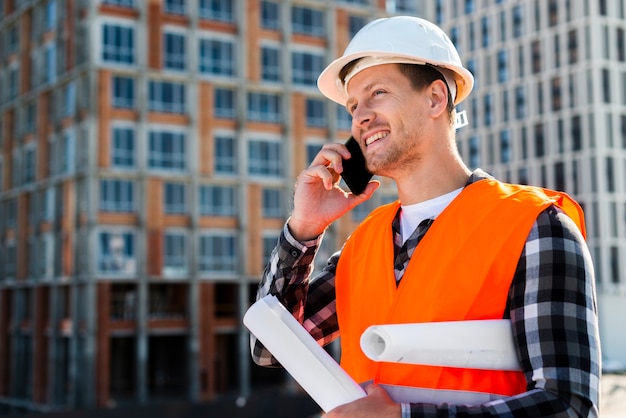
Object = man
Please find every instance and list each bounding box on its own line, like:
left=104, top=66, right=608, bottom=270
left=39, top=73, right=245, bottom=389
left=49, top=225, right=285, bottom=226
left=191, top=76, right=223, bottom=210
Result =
left=250, top=16, right=600, bottom=417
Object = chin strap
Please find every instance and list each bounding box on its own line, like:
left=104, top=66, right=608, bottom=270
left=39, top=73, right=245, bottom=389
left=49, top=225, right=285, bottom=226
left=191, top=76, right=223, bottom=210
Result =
left=454, top=110, right=469, bottom=130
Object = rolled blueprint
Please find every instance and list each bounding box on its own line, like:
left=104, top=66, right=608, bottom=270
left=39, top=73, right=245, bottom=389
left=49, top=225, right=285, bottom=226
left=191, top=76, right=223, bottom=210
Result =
left=360, top=320, right=522, bottom=371
left=243, top=295, right=366, bottom=412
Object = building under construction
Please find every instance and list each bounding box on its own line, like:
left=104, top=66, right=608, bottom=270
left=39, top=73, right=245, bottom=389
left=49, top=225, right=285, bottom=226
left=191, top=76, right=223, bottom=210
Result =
left=1, top=0, right=626, bottom=413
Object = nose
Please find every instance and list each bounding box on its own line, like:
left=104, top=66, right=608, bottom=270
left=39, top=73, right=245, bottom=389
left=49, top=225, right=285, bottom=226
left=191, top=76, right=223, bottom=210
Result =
left=352, top=105, right=375, bottom=128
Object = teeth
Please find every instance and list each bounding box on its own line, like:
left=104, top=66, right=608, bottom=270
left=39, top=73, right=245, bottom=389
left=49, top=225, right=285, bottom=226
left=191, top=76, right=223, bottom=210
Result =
left=365, top=132, right=388, bottom=146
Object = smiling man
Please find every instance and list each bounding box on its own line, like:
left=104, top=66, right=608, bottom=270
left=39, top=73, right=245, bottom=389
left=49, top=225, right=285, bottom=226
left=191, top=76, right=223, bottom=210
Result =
left=250, top=16, right=600, bottom=418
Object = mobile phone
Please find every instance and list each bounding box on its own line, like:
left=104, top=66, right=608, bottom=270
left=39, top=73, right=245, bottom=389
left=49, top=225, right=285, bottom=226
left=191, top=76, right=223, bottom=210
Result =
left=341, top=136, right=373, bottom=195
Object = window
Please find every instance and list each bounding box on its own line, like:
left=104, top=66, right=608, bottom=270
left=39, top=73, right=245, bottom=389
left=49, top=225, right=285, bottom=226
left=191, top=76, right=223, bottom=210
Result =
left=531, top=40, right=541, bottom=73
left=44, top=42, right=57, bottom=84
left=214, top=88, right=236, bottom=118
left=571, top=115, right=582, bottom=151
left=469, top=135, right=479, bottom=168
left=199, top=0, right=234, bottom=22
left=111, top=126, right=135, bottom=168
left=291, top=6, right=324, bottom=37
left=465, top=0, right=475, bottom=14
left=337, top=105, right=352, bottom=131
left=100, top=179, right=135, bottom=212
left=602, top=68, right=611, bottom=103
left=45, top=0, right=57, bottom=30
left=112, top=76, right=135, bottom=108
left=534, top=123, right=545, bottom=157
left=102, top=23, right=135, bottom=64
left=148, top=130, right=186, bottom=170
left=306, top=98, right=326, bottom=127
left=392, top=0, right=417, bottom=13
left=103, top=0, right=135, bottom=6
left=497, top=50, right=508, bottom=83
left=262, top=188, right=283, bottom=218
left=164, top=232, right=187, bottom=275
left=483, top=94, right=493, bottom=126
left=348, top=15, right=366, bottom=37
left=261, top=1, right=280, bottom=30
left=63, top=82, right=76, bottom=117
left=98, top=231, right=136, bottom=274
left=148, top=80, right=186, bottom=113
left=247, top=92, right=281, bottom=123
left=551, top=77, right=562, bottom=111
left=499, top=130, right=511, bottom=163
left=515, top=86, right=526, bottom=120
left=199, top=38, right=234, bottom=76
left=292, top=51, right=324, bottom=86
left=214, top=134, right=237, bottom=174
left=248, top=139, right=282, bottom=177
left=164, top=0, right=186, bottom=15
left=513, top=5, right=523, bottom=38
left=262, top=235, right=279, bottom=267
left=164, top=182, right=187, bottom=214
left=164, top=32, right=186, bottom=71
left=24, top=146, right=36, bottom=184
left=568, top=29, right=578, bottom=64
left=199, top=185, right=236, bottom=216
left=261, top=46, right=280, bottom=82
left=306, top=143, right=322, bottom=165
left=481, top=16, right=490, bottom=47
left=199, top=233, right=237, bottom=273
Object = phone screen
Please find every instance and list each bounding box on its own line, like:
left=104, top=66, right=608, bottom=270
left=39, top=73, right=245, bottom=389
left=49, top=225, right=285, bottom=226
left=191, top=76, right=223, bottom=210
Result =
left=341, top=136, right=373, bottom=195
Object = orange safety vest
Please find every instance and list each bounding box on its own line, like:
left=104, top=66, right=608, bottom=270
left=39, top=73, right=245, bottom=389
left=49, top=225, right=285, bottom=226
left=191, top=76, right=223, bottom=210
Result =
left=335, top=178, right=585, bottom=396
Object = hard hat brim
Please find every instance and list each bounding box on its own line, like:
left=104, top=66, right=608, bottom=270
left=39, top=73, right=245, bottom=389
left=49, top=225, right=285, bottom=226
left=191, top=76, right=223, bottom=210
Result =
left=317, top=50, right=474, bottom=106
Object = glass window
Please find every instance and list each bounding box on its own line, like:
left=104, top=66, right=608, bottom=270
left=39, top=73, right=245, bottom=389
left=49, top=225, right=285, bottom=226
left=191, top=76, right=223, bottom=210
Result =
left=45, top=0, right=57, bottom=30
left=291, top=6, right=324, bottom=37
left=214, top=134, right=237, bottom=174
left=497, top=50, right=508, bottom=83
left=248, top=139, right=282, bottom=177
left=102, top=23, right=135, bottom=65
left=247, top=92, right=281, bottom=123
left=534, top=123, right=545, bottom=157
left=98, top=231, right=136, bottom=274
left=24, top=147, right=36, bottom=184
left=164, top=182, right=187, bottom=214
left=337, top=105, right=352, bottom=131
left=44, top=42, right=56, bottom=84
left=306, top=143, right=322, bottom=165
left=148, top=130, right=186, bottom=170
left=164, top=232, right=187, bottom=275
left=199, top=185, right=237, bottom=216
left=292, top=51, right=324, bottom=86
left=261, top=1, right=280, bottom=30
left=164, top=0, right=186, bottom=15
left=112, top=76, right=135, bottom=109
left=513, top=5, right=523, bottom=38
left=481, top=16, right=490, bottom=47
left=199, top=233, right=237, bottom=273
left=306, top=98, right=326, bottom=127
left=199, top=0, right=234, bottom=22
left=100, top=179, right=135, bottom=212
left=500, top=130, right=511, bottom=163
left=214, top=88, right=236, bottom=119
left=515, top=86, right=526, bottom=120
left=164, top=32, right=186, bottom=71
left=348, top=15, right=366, bottom=37
left=261, top=46, right=280, bottom=82
left=469, top=135, right=479, bottom=168
left=112, top=126, right=136, bottom=168
left=103, top=0, right=136, bottom=6
left=483, top=93, right=493, bottom=126
left=262, top=188, right=283, bottom=218
left=148, top=80, right=186, bottom=113
left=199, top=38, right=234, bottom=76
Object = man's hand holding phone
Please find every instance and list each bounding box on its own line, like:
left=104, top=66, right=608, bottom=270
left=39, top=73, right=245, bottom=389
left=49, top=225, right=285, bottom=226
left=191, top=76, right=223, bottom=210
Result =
left=287, top=138, right=379, bottom=241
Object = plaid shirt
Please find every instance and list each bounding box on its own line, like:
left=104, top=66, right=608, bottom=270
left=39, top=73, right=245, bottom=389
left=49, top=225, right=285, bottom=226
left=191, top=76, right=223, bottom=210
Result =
left=251, top=171, right=601, bottom=417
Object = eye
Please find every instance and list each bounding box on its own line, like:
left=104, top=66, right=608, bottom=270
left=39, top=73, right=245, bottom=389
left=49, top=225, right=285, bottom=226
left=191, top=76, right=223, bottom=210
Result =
left=373, top=89, right=386, bottom=96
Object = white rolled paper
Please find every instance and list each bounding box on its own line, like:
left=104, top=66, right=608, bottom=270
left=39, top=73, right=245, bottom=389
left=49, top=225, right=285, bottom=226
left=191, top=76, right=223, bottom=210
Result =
left=243, top=295, right=366, bottom=412
left=360, top=320, right=522, bottom=371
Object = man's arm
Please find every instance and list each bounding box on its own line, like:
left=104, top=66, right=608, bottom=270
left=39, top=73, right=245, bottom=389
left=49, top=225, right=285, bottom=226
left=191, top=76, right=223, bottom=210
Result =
left=404, top=206, right=600, bottom=417
left=251, top=222, right=341, bottom=367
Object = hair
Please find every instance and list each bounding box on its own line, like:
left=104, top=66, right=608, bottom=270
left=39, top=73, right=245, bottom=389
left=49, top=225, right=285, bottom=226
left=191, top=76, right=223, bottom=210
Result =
left=339, top=60, right=455, bottom=125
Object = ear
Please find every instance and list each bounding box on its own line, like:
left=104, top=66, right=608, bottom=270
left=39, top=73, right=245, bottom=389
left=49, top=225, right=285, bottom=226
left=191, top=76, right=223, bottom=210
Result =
left=428, top=79, right=449, bottom=119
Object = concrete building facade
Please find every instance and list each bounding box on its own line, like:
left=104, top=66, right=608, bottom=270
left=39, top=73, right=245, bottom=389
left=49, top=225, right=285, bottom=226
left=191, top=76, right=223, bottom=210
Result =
left=0, top=0, right=413, bottom=412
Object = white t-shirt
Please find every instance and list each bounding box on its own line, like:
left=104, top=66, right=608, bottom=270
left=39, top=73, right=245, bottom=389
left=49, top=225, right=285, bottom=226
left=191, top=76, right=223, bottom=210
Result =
left=399, top=187, right=463, bottom=244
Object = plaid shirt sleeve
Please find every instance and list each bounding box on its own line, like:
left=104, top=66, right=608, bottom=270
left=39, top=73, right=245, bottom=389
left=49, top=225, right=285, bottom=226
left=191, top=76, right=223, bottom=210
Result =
left=406, top=206, right=601, bottom=417
left=250, top=221, right=341, bottom=367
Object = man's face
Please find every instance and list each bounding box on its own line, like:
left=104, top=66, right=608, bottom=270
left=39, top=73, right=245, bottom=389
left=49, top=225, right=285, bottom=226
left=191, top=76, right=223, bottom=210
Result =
left=345, top=63, right=429, bottom=177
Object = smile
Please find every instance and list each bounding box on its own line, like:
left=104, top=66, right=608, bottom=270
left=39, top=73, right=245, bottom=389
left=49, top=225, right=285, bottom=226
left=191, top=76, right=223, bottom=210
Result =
left=365, top=132, right=388, bottom=147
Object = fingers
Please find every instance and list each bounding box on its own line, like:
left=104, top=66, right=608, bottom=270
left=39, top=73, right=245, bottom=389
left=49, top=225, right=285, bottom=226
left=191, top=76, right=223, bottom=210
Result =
left=310, top=143, right=352, bottom=174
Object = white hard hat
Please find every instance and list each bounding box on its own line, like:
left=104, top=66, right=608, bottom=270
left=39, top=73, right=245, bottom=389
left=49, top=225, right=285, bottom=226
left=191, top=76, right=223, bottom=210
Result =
left=317, top=16, right=474, bottom=106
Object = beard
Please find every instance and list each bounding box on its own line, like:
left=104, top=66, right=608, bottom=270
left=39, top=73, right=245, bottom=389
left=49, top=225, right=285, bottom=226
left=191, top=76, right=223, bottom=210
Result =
left=366, top=129, right=424, bottom=177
